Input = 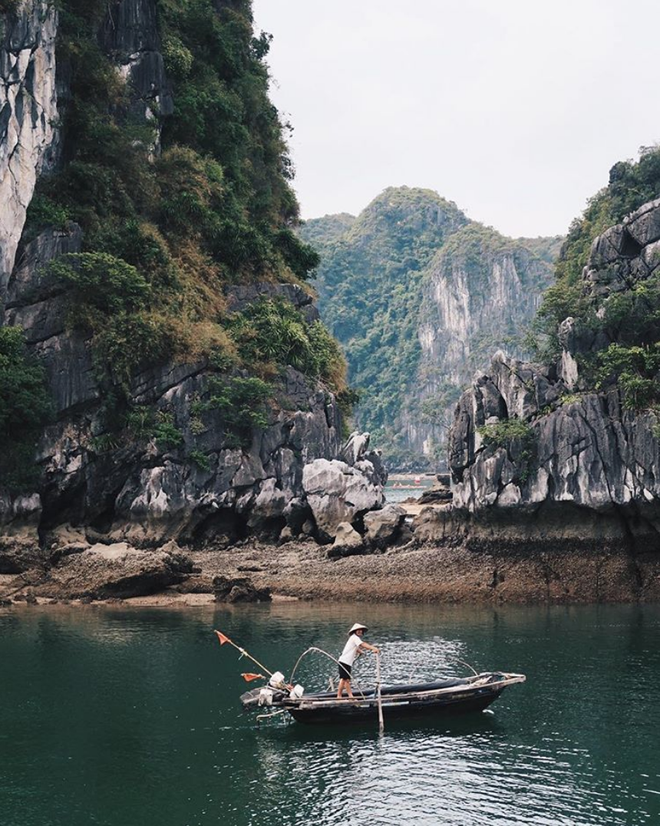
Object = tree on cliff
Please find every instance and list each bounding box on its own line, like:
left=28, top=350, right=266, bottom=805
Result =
left=0, top=328, right=51, bottom=490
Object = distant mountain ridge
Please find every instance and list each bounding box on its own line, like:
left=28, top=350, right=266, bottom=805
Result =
left=300, top=186, right=563, bottom=468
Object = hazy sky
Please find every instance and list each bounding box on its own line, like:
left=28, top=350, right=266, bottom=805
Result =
left=252, top=0, right=660, bottom=238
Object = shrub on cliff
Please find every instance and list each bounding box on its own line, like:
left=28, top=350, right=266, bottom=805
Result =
left=228, top=299, right=347, bottom=393
left=533, top=145, right=660, bottom=358
left=194, top=376, right=271, bottom=448
left=17, top=0, right=342, bottom=452
left=0, top=328, right=51, bottom=491
left=593, top=343, right=660, bottom=410
left=24, top=0, right=323, bottom=382
left=50, top=253, right=152, bottom=319
left=478, top=418, right=536, bottom=483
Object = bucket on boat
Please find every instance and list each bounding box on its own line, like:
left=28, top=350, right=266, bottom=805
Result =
left=258, top=688, right=274, bottom=706
left=268, top=671, right=287, bottom=690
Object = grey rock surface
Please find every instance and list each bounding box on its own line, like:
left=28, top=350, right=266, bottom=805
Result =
left=0, top=0, right=59, bottom=299
left=212, top=575, right=271, bottom=603
left=328, top=522, right=364, bottom=558
left=340, top=431, right=388, bottom=486
left=446, top=198, right=660, bottom=553
left=400, top=229, right=555, bottom=462
left=0, top=3, right=350, bottom=570
left=363, top=504, right=406, bottom=549
left=98, top=0, right=173, bottom=150
left=34, top=542, right=193, bottom=599
left=302, top=457, right=385, bottom=541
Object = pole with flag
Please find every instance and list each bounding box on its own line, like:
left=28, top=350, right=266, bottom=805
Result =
left=214, top=630, right=277, bottom=681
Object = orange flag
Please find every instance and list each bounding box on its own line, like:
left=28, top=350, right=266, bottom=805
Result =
left=215, top=630, right=231, bottom=646
left=241, top=673, right=265, bottom=682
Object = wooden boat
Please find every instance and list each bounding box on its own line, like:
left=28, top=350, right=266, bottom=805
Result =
left=241, top=671, right=526, bottom=726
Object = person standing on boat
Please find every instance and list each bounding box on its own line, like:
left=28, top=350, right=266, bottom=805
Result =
left=337, top=623, right=380, bottom=699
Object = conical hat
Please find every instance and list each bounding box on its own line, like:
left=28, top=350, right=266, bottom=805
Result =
left=349, top=623, right=368, bottom=634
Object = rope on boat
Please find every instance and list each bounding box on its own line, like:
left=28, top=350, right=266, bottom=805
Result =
left=455, top=659, right=479, bottom=676
left=289, top=646, right=367, bottom=700
left=408, top=656, right=479, bottom=683
left=256, top=708, right=288, bottom=725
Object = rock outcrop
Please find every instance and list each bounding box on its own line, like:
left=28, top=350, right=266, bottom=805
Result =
left=301, top=431, right=386, bottom=542
left=32, top=541, right=193, bottom=600
left=1, top=213, right=348, bottom=561
left=212, top=574, right=271, bottom=603
left=0, top=491, right=42, bottom=572
left=327, top=522, right=364, bottom=558
left=363, top=504, right=406, bottom=549
left=98, top=0, right=173, bottom=149
left=444, top=198, right=660, bottom=559
left=0, top=1, right=385, bottom=575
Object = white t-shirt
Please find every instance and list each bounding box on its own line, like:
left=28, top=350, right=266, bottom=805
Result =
left=339, top=633, right=363, bottom=666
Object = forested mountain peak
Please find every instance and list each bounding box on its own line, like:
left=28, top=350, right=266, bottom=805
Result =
left=346, top=186, right=468, bottom=243
left=300, top=186, right=559, bottom=467
left=299, top=213, right=356, bottom=251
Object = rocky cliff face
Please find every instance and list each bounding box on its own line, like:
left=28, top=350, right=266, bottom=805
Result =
left=5, top=224, right=344, bottom=553
left=0, top=0, right=58, bottom=301
left=445, top=197, right=660, bottom=557
left=301, top=191, right=559, bottom=468
left=403, top=225, right=555, bottom=459
left=0, top=0, right=377, bottom=573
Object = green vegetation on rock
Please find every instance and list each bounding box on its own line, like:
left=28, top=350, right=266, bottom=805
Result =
left=530, top=146, right=660, bottom=412
left=478, top=418, right=536, bottom=483
left=301, top=188, right=558, bottom=467
left=193, top=375, right=271, bottom=448
left=299, top=213, right=356, bottom=252
left=0, top=328, right=51, bottom=492
left=299, top=187, right=469, bottom=454
left=16, top=0, right=344, bottom=458
left=534, top=146, right=660, bottom=359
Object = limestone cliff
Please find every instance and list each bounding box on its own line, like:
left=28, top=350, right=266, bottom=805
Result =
left=0, top=0, right=364, bottom=572
left=0, top=0, right=58, bottom=298
left=404, top=225, right=555, bottom=460
left=301, top=190, right=559, bottom=467
left=445, top=194, right=660, bottom=563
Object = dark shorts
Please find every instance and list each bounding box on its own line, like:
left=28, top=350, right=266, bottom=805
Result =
left=338, top=662, right=352, bottom=680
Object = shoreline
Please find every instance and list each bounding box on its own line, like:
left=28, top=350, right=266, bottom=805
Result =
left=3, top=536, right=660, bottom=607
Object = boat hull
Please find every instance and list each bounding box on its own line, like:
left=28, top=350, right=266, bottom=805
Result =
left=286, top=685, right=505, bottom=725
left=242, top=672, right=525, bottom=727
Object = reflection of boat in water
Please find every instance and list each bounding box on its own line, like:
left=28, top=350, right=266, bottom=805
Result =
left=241, top=671, right=526, bottom=725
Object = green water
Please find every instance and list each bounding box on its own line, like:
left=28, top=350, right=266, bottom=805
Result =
left=1, top=602, right=659, bottom=826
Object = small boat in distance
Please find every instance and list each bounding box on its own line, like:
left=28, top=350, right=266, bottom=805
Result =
left=241, top=671, right=526, bottom=726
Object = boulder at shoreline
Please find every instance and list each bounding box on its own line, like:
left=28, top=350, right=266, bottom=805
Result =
left=33, top=542, right=193, bottom=600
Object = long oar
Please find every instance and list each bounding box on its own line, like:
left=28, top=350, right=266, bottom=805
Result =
left=376, top=653, right=385, bottom=734
left=214, top=629, right=276, bottom=680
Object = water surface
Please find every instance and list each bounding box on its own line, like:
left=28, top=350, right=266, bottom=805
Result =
left=1, top=602, right=659, bottom=825
left=384, top=474, right=434, bottom=504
